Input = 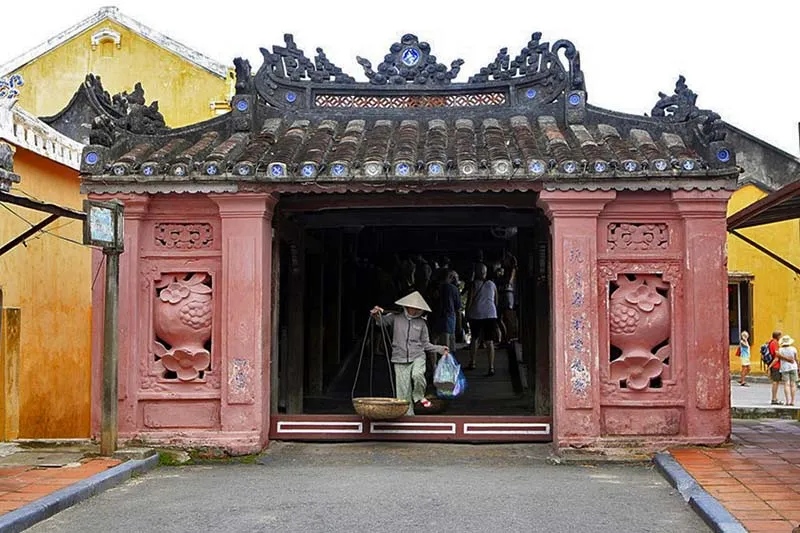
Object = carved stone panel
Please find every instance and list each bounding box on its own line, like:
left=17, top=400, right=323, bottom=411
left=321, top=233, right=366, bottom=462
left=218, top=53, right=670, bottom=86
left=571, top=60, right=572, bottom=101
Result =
left=155, top=223, right=214, bottom=250
left=152, top=273, right=213, bottom=382
left=607, top=223, right=669, bottom=252
left=607, top=273, right=671, bottom=391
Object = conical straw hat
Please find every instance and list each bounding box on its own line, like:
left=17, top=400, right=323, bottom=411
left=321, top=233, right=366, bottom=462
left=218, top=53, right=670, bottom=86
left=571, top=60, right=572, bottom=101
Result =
left=395, top=291, right=431, bottom=312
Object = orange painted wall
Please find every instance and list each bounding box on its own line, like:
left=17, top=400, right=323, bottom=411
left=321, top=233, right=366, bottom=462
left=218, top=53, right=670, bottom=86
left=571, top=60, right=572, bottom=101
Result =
left=0, top=147, right=90, bottom=437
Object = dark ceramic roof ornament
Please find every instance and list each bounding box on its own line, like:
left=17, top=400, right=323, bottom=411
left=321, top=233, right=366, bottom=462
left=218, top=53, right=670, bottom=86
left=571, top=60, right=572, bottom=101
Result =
left=259, top=34, right=355, bottom=84
left=652, top=75, right=725, bottom=143
left=469, top=32, right=585, bottom=92
left=233, top=58, right=254, bottom=95
left=356, top=34, right=464, bottom=85
left=84, top=74, right=168, bottom=145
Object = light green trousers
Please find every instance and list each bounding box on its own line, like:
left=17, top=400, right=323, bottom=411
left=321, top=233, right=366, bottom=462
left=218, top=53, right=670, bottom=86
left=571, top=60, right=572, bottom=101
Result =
left=394, top=358, right=426, bottom=416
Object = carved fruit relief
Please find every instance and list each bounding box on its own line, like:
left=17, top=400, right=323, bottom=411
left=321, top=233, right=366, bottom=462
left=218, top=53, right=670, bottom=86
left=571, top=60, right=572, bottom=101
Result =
left=153, top=273, right=212, bottom=381
left=608, top=274, right=670, bottom=390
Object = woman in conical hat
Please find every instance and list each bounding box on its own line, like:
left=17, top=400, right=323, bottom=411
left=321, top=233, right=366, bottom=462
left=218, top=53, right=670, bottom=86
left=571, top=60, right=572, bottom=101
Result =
left=371, top=291, right=447, bottom=415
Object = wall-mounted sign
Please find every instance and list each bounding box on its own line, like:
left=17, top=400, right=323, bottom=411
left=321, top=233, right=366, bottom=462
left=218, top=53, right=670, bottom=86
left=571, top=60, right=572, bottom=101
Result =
left=83, top=199, right=124, bottom=251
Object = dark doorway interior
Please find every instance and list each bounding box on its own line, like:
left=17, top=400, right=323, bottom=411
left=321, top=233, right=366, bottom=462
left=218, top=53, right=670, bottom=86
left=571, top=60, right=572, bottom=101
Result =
left=274, top=196, right=551, bottom=417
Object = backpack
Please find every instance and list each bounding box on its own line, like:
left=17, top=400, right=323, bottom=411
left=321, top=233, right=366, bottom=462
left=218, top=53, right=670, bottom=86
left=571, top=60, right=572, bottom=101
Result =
left=760, top=343, right=773, bottom=366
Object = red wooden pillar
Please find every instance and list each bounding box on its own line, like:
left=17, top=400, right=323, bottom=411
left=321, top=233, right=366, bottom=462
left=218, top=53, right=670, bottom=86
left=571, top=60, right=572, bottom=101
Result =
left=210, top=193, right=277, bottom=453
left=538, top=190, right=616, bottom=450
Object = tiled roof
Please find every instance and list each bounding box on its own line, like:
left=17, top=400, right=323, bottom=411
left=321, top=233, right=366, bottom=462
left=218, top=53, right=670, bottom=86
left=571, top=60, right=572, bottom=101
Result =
left=77, top=32, right=739, bottom=193
left=82, top=112, right=716, bottom=183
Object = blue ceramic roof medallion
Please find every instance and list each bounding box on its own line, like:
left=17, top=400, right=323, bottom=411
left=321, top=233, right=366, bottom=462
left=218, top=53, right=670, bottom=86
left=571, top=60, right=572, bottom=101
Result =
left=112, top=164, right=125, bottom=176
left=142, top=165, right=154, bottom=176
left=301, top=164, right=316, bottom=178
left=396, top=162, right=411, bottom=176
left=623, top=160, right=638, bottom=172
left=682, top=159, right=695, bottom=171
left=716, top=149, right=731, bottom=163
left=529, top=160, right=545, bottom=175
left=237, top=165, right=251, bottom=176
left=594, top=161, right=607, bottom=173
left=428, top=163, right=443, bottom=175
left=285, top=91, right=297, bottom=103
left=526, top=88, right=537, bottom=99
left=206, top=164, right=218, bottom=176
left=173, top=165, right=186, bottom=176
left=331, top=163, right=346, bottom=177
left=568, top=93, right=581, bottom=106
left=653, top=159, right=669, bottom=171
left=563, top=161, right=577, bottom=174
left=270, top=164, right=285, bottom=177
left=84, top=151, right=99, bottom=165
left=235, top=99, right=249, bottom=112
left=401, top=47, right=420, bottom=67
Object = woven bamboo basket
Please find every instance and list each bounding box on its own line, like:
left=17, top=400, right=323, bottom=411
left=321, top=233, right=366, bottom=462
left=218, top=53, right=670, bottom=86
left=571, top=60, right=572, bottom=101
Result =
left=352, top=397, right=409, bottom=420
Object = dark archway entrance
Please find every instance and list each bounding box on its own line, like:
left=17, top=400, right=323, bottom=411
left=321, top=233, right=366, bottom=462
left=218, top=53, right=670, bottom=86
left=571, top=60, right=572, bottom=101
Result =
left=269, top=192, right=553, bottom=442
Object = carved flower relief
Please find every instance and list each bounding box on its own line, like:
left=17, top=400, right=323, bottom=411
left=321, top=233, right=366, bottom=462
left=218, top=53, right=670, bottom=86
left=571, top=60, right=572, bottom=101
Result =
left=160, top=348, right=211, bottom=382
left=153, top=341, right=211, bottom=382
left=609, top=354, right=662, bottom=390
left=623, top=284, right=663, bottom=313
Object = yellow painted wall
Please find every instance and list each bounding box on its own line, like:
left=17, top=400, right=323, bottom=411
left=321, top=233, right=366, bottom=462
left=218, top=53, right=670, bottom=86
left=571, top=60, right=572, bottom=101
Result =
left=0, top=147, right=90, bottom=437
left=13, top=19, right=233, bottom=127
left=727, top=184, right=800, bottom=375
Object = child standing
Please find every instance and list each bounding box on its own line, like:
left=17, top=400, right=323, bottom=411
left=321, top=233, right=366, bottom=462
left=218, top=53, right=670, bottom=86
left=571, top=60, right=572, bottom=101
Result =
left=738, top=331, right=751, bottom=386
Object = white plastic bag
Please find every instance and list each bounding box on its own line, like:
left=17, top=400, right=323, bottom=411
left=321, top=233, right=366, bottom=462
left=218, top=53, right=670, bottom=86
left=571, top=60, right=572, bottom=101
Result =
left=434, top=353, right=460, bottom=393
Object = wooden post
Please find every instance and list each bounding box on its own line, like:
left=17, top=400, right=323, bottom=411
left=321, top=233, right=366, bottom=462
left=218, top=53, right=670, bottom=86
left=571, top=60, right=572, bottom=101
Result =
left=270, top=228, right=281, bottom=414
left=0, top=307, right=20, bottom=441
left=286, top=237, right=305, bottom=414
left=101, top=249, right=120, bottom=455
left=307, top=252, right=324, bottom=396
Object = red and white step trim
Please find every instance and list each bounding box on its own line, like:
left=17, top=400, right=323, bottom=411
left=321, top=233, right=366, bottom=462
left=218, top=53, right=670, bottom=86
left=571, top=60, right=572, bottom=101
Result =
left=271, top=415, right=552, bottom=442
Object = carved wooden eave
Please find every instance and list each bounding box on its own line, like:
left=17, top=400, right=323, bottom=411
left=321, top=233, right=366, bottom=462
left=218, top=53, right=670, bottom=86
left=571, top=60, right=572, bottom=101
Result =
left=76, top=32, right=740, bottom=195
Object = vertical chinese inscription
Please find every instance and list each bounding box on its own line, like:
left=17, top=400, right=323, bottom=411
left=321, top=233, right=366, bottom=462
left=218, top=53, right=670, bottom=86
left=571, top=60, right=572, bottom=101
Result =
left=564, top=238, right=592, bottom=409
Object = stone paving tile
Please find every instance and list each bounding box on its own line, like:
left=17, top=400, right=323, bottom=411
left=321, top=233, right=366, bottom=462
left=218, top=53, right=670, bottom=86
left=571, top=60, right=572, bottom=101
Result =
left=672, top=419, right=800, bottom=533
left=0, top=458, right=120, bottom=516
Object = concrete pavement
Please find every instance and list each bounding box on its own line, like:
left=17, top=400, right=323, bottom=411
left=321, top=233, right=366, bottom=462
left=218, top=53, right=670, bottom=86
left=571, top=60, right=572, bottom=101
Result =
left=26, top=442, right=709, bottom=533
left=731, top=381, right=800, bottom=419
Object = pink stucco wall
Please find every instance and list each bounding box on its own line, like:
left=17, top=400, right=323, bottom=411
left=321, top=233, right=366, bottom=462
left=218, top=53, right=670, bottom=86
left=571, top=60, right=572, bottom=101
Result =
left=91, top=192, right=275, bottom=454
left=539, top=188, right=732, bottom=451
left=91, top=188, right=732, bottom=454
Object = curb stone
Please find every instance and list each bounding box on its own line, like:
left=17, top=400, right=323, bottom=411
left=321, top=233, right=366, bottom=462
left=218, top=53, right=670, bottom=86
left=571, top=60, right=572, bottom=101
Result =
left=0, top=454, right=159, bottom=533
left=654, top=452, right=746, bottom=533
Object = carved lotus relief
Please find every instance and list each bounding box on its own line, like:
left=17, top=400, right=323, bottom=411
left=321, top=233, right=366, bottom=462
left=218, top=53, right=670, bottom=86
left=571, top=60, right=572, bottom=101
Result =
left=153, top=273, right=212, bottom=381
left=608, top=274, right=671, bottom=391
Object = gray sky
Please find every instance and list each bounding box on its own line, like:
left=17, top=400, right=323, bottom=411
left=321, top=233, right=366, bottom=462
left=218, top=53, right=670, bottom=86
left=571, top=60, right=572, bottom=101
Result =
left=3, top=1, right=799, bottom=156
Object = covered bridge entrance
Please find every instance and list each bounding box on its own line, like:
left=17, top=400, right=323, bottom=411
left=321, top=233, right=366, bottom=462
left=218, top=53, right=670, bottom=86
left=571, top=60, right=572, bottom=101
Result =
left=71, top=31, right=739, bottom=453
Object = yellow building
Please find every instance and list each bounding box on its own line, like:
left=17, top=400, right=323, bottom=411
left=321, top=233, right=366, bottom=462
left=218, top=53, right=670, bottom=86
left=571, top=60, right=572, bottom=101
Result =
left=0, top=7, right=235, bottom=438
left=724, top=125, right=800, bottom=375
left=0, top=6, right=234, bottom=129
left=0, top=101, right=88, bottom=438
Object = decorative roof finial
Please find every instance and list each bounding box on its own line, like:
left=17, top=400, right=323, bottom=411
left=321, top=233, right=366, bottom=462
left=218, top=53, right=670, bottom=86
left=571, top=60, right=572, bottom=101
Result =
left=0, top=74, right=24, bottom=110
left=652, top=76, right=725, bottom=142
left=356, top=34, right=464, bottom=85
